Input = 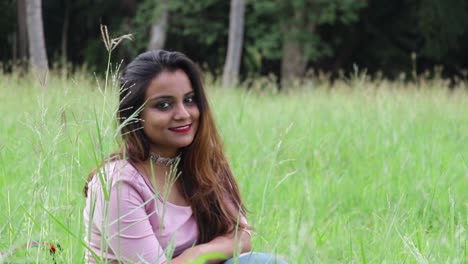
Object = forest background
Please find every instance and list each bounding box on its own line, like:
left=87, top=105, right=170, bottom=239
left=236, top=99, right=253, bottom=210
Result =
left=1, top=0, right=468, bottom=87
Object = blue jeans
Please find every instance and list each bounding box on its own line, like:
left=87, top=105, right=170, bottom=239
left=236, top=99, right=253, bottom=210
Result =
left=224, top=252, right=287, bottom=264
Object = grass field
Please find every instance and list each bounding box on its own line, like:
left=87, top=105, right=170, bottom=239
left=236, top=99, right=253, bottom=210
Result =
left=0, top=71, right=466, bottom=263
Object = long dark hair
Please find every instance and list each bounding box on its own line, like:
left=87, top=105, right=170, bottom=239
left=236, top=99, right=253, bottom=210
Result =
left=84, top=50, right=248, bottom=243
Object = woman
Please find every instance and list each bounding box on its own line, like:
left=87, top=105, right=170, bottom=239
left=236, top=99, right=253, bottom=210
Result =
left=83, top=50, right=285, bottom=264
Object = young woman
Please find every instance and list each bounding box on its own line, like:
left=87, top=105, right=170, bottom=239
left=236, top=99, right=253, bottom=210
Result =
left=83, top=50, right=286, bottom=264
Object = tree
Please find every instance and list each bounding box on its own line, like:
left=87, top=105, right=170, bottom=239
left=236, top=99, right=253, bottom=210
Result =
left=163, top=0, right=230, bottom=74
left=280, top=4, right=314, bottom=91
left=277, top=0, right=367, bottom=90
left=25, top=0, right=48, bottom=79
left=61, top=0, right=70, bottom=65
left=1, top=0, right=466, bottom=79
left=147, top=2, right=169, bottom=50
left=336, top=0, right=468, bottom=77
left=222, top=0, right=245, bottom=88
left=16, top=0, right=28, bottom=64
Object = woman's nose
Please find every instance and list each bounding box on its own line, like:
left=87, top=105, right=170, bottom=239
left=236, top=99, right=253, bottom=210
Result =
left=174, top=103, right=190, bottom=120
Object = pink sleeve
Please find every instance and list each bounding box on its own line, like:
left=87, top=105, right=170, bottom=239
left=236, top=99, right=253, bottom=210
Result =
left=105, top=179, right=167, bottom=264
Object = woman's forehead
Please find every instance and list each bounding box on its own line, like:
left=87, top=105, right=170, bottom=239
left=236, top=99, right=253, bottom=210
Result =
left=145, top=70, right=193, bottom=99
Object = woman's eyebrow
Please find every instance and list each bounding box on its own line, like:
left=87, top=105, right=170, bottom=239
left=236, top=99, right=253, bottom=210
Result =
left=148, top=92, right=194, bottom=101
left=148, top=95, right=173, bottom=101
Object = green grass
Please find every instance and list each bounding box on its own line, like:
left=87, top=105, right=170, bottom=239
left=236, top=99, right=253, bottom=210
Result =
left=0, top=71, right=466, bottom=263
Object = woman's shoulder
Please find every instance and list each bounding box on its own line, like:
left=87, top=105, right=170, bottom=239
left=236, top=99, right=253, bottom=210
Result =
left=88, top=159, right=141, bottom=188
left=85, top=159, right=157, bottom=208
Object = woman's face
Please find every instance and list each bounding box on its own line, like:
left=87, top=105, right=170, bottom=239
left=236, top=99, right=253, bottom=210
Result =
left=140, top=69, right=200, bottom=157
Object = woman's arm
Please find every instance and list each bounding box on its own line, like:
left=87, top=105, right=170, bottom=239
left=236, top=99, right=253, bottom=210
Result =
left=171, top=195, right=252, bottom=263
left=170, top=230, right=251, bottom=264
left=87, top=177, right=168, bottom=263
left=199, top=230, right=252, bottom=263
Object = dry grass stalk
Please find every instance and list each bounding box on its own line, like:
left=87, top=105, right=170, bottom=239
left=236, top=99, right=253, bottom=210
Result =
left=100, top=24, right=133, bottom=52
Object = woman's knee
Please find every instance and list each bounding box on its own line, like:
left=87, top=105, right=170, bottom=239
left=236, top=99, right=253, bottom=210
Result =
left=224, top=252, right=287, bottom=264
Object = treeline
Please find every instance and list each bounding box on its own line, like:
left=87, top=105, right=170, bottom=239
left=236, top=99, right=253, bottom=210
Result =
left=1, top=0, right=467, bottom=86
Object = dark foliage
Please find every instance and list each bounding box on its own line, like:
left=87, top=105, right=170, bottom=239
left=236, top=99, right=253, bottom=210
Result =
left=1, top=0, right=467, bottom=79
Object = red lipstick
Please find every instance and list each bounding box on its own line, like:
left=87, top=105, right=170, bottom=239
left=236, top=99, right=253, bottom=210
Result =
left=169, top=124, right=192, bottom=133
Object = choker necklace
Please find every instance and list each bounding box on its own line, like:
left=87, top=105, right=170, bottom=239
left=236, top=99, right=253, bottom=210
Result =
left=149, top=152, right=180, bottom=167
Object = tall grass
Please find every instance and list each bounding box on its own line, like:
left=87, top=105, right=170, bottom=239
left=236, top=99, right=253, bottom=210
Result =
left=0, top=70, right=466, bottom=263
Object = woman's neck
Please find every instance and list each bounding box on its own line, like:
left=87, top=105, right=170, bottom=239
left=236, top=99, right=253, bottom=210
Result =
left=149, top=151, right=180, bottom=167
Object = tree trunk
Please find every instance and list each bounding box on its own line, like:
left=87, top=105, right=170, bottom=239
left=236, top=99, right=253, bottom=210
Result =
left=280, top=7, right=315, bottom=91
left=281, top=37, right=308, bottom=91
left=17, top=0, right=28, bottom=66
left=61, top=0, right=70, bottom=66
left=25, top=0, right=49, bottom=80
left=147, top=8, right=169, bottom=50
left=222, top=0, right=245, bottom=88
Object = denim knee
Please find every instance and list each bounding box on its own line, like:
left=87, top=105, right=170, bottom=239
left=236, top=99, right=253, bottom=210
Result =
left=224, top=252, right=287, bottom=264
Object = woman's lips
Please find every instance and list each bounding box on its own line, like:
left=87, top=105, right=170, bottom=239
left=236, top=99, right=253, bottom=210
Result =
left=169, top=124, right=192, bottom=133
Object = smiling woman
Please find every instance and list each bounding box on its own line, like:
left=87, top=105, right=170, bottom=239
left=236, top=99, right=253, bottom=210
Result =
left=141, top=70, right=200, bottom=158
left=82, top=50, right=287, bottom=264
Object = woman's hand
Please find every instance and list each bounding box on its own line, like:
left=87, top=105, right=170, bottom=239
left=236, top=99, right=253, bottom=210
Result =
left=171, top=230, right=251, bottom=264
left=197, top=230, right=252, bottom=263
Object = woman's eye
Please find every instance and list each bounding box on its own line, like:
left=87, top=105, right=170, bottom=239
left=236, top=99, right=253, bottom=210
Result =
left=185, top=96, right=196, bottom=104
left=155, top=102, right=171, bottom=110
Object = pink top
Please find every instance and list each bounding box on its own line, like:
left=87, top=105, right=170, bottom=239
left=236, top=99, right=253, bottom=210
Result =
left=83, top=160, right=198, bottom=263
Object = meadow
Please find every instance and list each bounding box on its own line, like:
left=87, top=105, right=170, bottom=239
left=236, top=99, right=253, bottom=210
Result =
left=0, top=70, right=466, bottom=263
